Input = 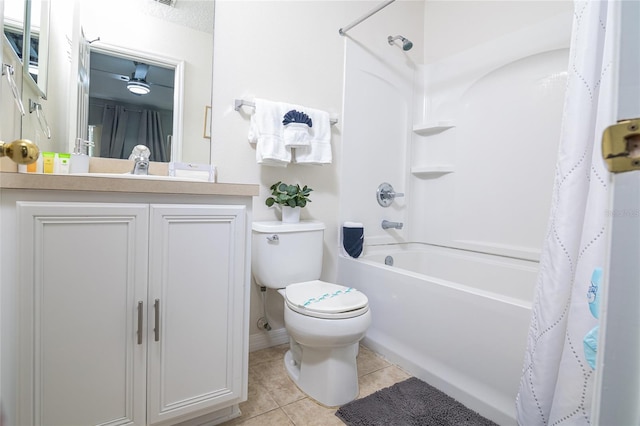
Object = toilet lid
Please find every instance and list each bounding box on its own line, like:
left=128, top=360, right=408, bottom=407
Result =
left=285, top=280, right=369, bottom=319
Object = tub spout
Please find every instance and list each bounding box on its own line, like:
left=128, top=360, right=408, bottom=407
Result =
left=382, top=220, right=403, bottom=230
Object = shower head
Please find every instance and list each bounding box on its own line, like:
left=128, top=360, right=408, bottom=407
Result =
left=388, top=35, right=413, bottom=51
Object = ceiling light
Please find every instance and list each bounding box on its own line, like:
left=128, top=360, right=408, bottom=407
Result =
left=127, top=78, right=151, bottom=95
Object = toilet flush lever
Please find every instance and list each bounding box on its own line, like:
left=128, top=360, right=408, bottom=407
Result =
left=267, top=234, right=279, bottom=242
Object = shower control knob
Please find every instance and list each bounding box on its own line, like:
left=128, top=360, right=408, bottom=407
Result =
left=376, top=182, right=404, bottom=207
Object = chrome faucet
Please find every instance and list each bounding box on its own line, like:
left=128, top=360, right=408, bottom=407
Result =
left=381, top=220, right=403, bottom=230
left=130, top=145, right=151, bottom=175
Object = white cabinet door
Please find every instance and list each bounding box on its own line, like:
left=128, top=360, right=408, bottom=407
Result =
left=146, top=205, right=246, bottom=425
left=17, top=202, right=149, bottom=426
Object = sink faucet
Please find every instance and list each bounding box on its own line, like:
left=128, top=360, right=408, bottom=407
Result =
left=130, top=145, right=151, bottom=175
left=381, top=220, right=403, bottom=230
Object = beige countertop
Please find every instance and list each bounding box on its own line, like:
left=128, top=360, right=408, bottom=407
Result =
left=0, top=172, right=259, bottom=197
left=0, top=157, right=259, bottom=197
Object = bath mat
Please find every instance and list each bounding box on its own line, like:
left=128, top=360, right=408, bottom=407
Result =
left=335, top=377, right=497, bottom=426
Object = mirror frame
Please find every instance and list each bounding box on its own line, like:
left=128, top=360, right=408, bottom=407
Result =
left=23, top=0, right=50, bottom=99
left=73, top=41, right=184, bottom=162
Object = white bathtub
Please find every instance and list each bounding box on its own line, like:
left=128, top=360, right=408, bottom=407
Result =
left=337, top=243, right=538, bottom=425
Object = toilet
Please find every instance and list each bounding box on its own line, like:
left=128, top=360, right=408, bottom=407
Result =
left=252, top=220, right=371, bottom=407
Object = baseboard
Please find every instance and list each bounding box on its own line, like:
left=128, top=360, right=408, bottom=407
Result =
left=249, top=327, right=290, bottom=352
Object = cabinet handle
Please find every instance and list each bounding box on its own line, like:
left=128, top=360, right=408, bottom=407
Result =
left=154, top=299, right=160, bottom=342
left=137, top=301, right=143, bottom=345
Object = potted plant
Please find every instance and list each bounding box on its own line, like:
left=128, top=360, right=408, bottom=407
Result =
left=265, top=181, right=313, bottom=223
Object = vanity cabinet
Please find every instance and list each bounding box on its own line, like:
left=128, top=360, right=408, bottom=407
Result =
left=11, top=198, right=248, bottom=426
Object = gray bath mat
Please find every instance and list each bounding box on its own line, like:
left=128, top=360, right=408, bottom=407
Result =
left=335, top=377, right=498, bottom=426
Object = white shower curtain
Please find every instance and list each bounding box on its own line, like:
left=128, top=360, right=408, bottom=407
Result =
left=515, top=1, right=618, bottom=425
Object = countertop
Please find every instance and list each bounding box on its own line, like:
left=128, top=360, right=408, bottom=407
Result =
left=0, top=172, right=259, bottom=197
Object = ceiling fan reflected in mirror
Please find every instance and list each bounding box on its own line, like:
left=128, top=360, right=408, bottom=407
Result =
left=127, top=62, right=151, bottom=95
left=102, top=61, right=174, bottom=96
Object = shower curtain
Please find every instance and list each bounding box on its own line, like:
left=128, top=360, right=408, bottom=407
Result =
left=515, top=1, right=617, bottom=425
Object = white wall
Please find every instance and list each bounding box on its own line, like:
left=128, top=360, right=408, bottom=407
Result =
left=210, top=0, right=424, bottom=345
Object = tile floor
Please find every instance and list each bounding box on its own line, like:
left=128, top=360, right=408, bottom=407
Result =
left=221, top=344, right=411, bottom=426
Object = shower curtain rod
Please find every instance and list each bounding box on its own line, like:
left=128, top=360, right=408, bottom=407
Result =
left=338, top=0, right=396, bottom=35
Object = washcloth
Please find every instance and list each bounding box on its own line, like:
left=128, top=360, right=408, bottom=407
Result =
left=248, top=98, right=291, bottom=167
left=293, top=107, right=332, bottom=165
left=282, top=110, right=312, bottom=148
left=342, top=222, right=364, bottom=258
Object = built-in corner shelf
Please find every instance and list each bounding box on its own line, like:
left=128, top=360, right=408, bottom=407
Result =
left=411, top=165, right=455, bottom=177
left=413, top=120, right=455, bottom=135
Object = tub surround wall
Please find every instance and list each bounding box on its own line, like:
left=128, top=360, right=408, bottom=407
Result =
left=339, top=2, right=573, bottom=253
left=414, top=10, right=572, bottom=262
left=340, top=38, right=418, bottom=246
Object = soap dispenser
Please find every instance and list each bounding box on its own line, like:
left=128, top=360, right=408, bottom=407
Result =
left=69, top=138, right=94, bottom=174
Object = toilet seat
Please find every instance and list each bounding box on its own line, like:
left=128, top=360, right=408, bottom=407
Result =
left=285, top=280, right=369, bottom=319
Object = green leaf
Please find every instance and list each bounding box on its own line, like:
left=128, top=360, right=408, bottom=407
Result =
left=265, top=198, right=275, bottom=207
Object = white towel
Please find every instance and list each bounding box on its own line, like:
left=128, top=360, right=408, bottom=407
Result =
left=292, top=108, right=332, bottom=165
left=249, top=98, right=291, bottom=167
left=248, top=98, right=333, bottom=166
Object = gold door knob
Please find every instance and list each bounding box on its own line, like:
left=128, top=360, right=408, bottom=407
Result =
left=0, top=139, right=40, bottom=165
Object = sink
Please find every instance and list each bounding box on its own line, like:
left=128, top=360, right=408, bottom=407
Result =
left=70, top=173, right=204, bottom=182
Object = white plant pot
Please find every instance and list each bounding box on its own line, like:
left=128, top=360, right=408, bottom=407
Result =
left=282, top=207, right=301, bottom=223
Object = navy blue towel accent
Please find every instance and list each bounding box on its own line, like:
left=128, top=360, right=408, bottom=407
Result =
left=282, top=110, right=313, bottom=127
left=343, top=226, right=364, bottom=258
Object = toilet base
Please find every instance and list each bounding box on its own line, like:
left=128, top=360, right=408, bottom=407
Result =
left=283, top=340, right=360, bottom=407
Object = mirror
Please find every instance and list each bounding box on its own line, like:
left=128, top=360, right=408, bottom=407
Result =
left=23, top=0, right=49, bottom=98
left=68, top=0, right=214, bottom=163
left=3, top=0, right=50, bottom=145
left=3, top=1, right=26, bottom=67
left=7, top=1, right=214, bottom=162
left=1, top=2, right=25, bottom=144
left=86, top=47, right=179, bottom=162
left=4, top=0, right=50, bottom=98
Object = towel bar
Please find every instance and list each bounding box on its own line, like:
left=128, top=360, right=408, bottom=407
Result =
left=234, top=99, right=338, bottom=125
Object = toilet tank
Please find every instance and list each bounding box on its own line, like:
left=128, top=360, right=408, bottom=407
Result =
left=252, top=220, right=325, bottom=289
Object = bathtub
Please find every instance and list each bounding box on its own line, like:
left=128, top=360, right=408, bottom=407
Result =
left=337, top=243, right=538, bottom=425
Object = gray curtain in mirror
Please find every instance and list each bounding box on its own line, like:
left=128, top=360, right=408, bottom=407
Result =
left=100, top=105, right=168, bottom=161
left=139, top=110, right=168, bottom=162
left=100, top=105, right=130, bottom=159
